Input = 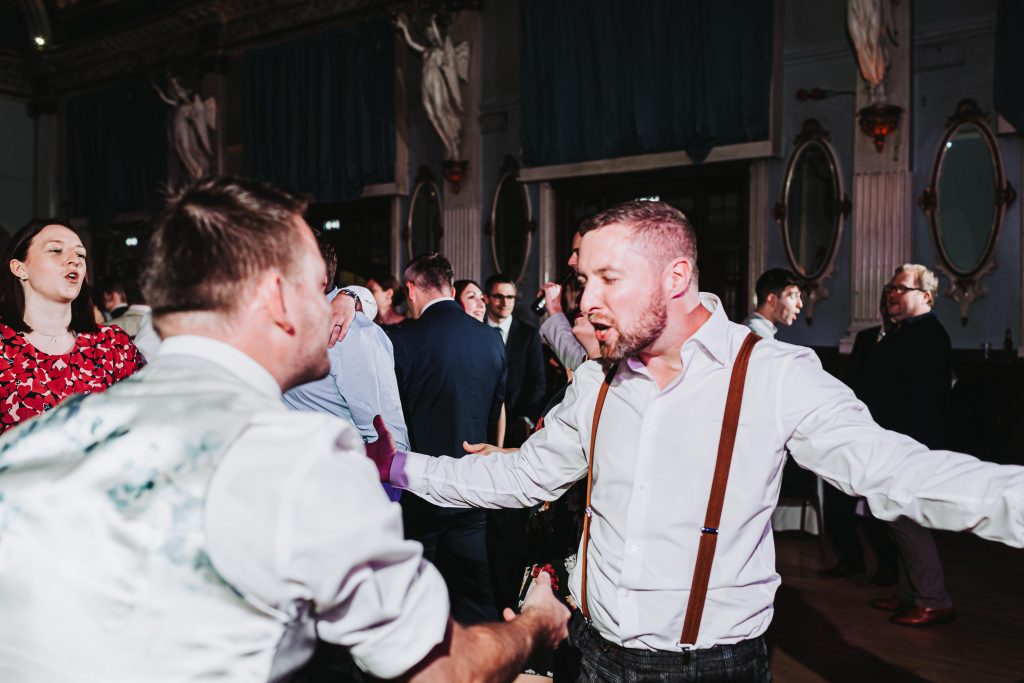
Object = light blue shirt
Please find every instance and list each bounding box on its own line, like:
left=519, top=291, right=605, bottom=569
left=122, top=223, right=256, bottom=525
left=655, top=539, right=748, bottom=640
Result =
left=284, top=288, right=409, bottom=500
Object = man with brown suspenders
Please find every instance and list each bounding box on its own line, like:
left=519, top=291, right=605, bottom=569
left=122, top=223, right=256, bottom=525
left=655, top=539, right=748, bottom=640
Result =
left=364, top=200, right=1024, bottom=681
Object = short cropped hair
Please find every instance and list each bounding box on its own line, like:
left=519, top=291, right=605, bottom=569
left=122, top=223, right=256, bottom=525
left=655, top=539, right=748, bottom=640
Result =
left=483, top=273, right=516, bottom=294
left=0, top=218, right=99, bottom=333
left=755, top=268, right=801, bottom=305
left=895, top=264, right=939, bottom=301
left=97, top=276, right=127, bottom=300
left=579, top=200, right=699, bottom=280
left=141, top=176, right=308, bottom=317
left=403, top=252, right=454, bottom=292
left=315, top=233, right=338, bottom=291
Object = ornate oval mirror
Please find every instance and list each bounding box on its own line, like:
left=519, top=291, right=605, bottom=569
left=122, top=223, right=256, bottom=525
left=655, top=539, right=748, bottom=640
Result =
left=405, top=166, right=443, bottom=258
left=918, top=99, right=1016, bottom=323
left=771, top=119, right=850, bottom=322
left=487, top=156, right=534, bottom=282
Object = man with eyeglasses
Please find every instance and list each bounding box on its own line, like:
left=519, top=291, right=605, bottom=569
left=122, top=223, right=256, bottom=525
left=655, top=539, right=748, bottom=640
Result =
left=851, top=264, right=957, bottom=627
left=483, top=273, right=547, bottom=613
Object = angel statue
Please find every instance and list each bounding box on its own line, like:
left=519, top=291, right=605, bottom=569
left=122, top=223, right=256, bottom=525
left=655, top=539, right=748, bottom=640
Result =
left=396, top=13, right=470, bottom=160
left=847, top=0, right=898, bottom=104
left=153, top=76, right=217, bottom=179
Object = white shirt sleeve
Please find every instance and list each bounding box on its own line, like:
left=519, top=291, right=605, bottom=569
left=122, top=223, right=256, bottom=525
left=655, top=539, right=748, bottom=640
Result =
left=540, top=313, right=588, bottom=372
left=780, top=348, right=1024, bottom=548
left=394, top=362, right=599, bottom=508
left=205, top=414, right=448, bottom=679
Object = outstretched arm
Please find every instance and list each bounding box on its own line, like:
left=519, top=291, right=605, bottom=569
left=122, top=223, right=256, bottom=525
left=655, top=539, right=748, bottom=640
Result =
left=395, top=13, right=426, bottom=53
left=402, top=573, right=569, bottom=682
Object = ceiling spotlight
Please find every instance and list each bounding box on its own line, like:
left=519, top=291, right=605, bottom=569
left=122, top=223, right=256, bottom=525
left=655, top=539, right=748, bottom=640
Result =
left=33, top=36, right=46, bottom=48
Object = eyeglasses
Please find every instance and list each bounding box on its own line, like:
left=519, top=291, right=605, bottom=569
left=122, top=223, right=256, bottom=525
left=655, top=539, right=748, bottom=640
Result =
left=488, top=294, right=517, bottom=301
left=882, top=284, right=925, bottom=295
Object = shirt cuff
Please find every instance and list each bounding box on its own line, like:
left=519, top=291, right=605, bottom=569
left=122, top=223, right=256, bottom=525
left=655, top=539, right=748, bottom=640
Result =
left=391, top=450, right=409, bottom=489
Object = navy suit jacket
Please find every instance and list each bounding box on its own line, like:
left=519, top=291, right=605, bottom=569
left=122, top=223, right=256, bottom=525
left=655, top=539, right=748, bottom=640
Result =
left=387, top=300, right=507, bottom=460
left=503, top=317, right=547, bottom=422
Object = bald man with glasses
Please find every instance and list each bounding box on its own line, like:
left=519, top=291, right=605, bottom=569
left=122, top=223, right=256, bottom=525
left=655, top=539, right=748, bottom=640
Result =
left=850, top=264, right=957, bottom=627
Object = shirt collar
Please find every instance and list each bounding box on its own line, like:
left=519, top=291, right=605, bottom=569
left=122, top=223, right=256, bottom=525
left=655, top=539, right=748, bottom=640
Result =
left=487, top=315, right=513, bottom=335
left=155, top=335, right=282, bottom=400
left=624, top=292, right=730, bottom=374
left=421, top=296, right=455, bottom=315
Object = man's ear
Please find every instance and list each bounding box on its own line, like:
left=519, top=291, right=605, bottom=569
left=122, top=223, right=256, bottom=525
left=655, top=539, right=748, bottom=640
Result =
left=666, top=257, right=693, bottom=298
left=258, top=270, right=295, bottom=334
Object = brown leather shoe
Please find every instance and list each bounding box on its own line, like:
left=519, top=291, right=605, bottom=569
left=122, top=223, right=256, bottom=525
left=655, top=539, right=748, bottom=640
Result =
left=890, top=605, right=957, bottom=627
left=870, top=595, right=911, bottom=613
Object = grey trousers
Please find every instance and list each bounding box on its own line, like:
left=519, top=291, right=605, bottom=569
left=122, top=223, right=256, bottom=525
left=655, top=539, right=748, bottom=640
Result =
left=890, top=517, right=953, bottom=609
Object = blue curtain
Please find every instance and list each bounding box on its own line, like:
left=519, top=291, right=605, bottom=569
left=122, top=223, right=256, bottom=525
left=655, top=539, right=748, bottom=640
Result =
left=66, top=86, right=167, bottom=222
left=995, top=0, right=1024, bottom=132
left=520, top=0, right=773, bottom=166
left=244, top=22, right=395, bottom=203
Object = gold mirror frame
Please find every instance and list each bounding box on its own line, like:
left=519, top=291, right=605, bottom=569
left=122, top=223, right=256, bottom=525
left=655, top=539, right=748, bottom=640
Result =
left=771, top=119, right=851, bottom=323
left=485, top=156, right=535, bottom=283
left=918, top=99, right=1017, bottom=325
left=404, top=165, right=444, bottom=260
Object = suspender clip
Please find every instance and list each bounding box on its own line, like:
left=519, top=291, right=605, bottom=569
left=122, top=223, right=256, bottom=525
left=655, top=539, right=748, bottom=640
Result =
left=585, top=506, right=594, bottom=518
left=701, top=526, right=718, bottom=535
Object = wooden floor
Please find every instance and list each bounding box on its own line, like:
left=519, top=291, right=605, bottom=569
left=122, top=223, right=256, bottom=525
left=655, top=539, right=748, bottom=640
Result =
left=768, top=530, right=1024, bottom=683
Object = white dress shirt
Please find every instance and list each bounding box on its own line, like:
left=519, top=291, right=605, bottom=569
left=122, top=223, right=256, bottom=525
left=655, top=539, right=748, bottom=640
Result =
left=393, top=293, right=1024, bottom=651
left=540, top=312, right=587, bottom=371
left=741, top=311, right=776, bottom=339
left=0, top=335, right=448, bottom=682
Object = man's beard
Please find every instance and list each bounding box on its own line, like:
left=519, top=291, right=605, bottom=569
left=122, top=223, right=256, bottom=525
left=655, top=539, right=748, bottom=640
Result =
left=599, top=290, right=668, bottom=361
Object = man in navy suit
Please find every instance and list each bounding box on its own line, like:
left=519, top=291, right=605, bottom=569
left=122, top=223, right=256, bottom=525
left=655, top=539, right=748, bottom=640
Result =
left=387, top=253, right=507, bottom=624
left=483, top=274, right=547, bottom=445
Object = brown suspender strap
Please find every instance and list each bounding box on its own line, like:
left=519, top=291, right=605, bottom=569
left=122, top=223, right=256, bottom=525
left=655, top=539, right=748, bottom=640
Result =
left=678, top=332, right=761, bottom=645
left=577, top=333, right=761, bottom=642
left=579, top=361, right=619, bottom=621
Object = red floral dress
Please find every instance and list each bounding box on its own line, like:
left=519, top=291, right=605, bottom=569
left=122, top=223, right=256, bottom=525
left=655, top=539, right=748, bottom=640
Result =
left=0, top=322, right=144, bottom=434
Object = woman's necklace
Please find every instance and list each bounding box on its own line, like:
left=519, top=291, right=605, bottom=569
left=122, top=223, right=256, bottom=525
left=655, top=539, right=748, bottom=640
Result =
left=29, top=327, right=73, bottom=346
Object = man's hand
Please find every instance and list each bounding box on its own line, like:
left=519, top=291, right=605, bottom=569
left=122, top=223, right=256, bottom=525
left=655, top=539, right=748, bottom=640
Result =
left=463, top=441, right=517, bottom=456
left=504, top=571, right=570, bottom=650
left=538, top=282, right=564, bottom=317
left=367, top=415, right=397, bottom=483
left=329, top=293, right=357, bottom=347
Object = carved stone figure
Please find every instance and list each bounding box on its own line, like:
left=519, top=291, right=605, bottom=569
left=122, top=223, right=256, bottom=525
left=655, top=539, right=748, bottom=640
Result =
left=154, top=76, right=217, bottom=179
left=847, top=0, right=898, bottom=104
left=396, top=13, right=470, bottom=160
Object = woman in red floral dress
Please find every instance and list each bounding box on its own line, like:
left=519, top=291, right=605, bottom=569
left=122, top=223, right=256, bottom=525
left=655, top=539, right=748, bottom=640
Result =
left=0, top=219, right=143, bottom=434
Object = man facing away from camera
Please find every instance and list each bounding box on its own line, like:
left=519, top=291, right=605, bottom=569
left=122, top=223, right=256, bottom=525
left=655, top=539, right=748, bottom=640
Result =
left=0, top=176, right=568, bottom=683
left=364, top=200, right=1024, bottom=682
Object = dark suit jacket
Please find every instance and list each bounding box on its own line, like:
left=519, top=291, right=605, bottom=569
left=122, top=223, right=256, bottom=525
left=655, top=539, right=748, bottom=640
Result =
left=502, top=317, right=547, bottom=422
left=387, top=300, right=507, bottom=459
left=848, top=312, right=953, bottom=449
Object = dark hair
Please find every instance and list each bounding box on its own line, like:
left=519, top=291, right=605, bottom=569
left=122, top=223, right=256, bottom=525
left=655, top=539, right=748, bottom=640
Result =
left=403, top=252, right=453, bottom=292
left=579, top=200, right=699, bottom=281
left=755, top=268, right=801, bottom=304
left=96, top=276, right=127, bottom=299
left=315, top=233, right=338, bottom=292
left=142, top=176, right=308, bottom=317
left=454, top=279, right=480, bottom=301
left=483, top=273, right=516, bottom=295
left=0, top=218, right=99, bottom=333
left=369, top=272, right=400, bottom=293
